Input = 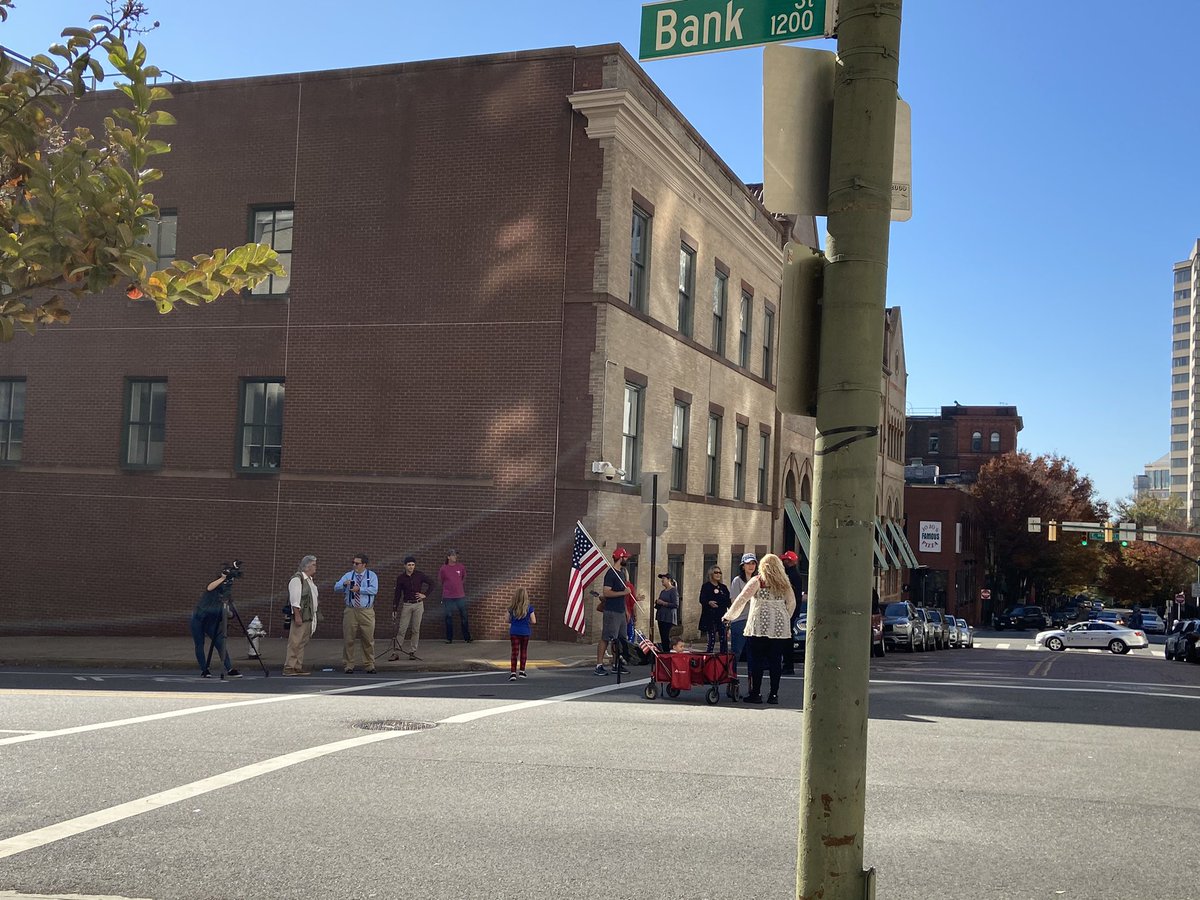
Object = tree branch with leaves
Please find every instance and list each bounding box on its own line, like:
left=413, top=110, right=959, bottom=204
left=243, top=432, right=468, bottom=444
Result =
left=0, top=0, right=284, bottom=340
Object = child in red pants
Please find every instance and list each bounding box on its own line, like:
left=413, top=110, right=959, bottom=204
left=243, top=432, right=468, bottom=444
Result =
left=508, top=588, right=536, bottom=681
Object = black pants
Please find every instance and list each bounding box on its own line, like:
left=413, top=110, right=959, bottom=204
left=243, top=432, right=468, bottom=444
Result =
left=747, top=636, right=788, bottom=697
left=657, top=619, right=674, bottom=653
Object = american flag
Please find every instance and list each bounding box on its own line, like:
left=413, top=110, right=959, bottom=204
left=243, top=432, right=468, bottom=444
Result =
left=639, top=636, right=657, bottom=655
left=565, top=521, right=610, bottom=633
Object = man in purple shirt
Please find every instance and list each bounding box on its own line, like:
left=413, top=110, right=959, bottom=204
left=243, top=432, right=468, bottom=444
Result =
left=439, top=548, right=472, bottom=643
left=392, top=555, right=432, bottom=659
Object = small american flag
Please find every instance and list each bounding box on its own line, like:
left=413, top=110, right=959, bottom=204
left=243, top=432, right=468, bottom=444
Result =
left=565, top=521, right=609, bottom=634
left=639, top=636, right=657, bottom=655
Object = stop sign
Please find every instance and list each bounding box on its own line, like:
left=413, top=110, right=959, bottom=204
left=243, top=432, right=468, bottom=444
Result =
left=980, top=589, right=991, bottom=600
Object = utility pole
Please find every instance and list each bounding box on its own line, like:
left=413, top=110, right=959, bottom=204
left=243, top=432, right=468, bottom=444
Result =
left=798, top=1, right=902, bottom=898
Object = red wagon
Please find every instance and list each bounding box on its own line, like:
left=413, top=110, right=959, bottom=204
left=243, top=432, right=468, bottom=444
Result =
left=642, top=648, right=739, bottom=705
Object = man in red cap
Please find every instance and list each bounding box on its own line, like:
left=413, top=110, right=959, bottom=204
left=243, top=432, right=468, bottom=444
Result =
left=596, top=546, right=633, bottom=676
left=781, top=550, right=805, bottom=674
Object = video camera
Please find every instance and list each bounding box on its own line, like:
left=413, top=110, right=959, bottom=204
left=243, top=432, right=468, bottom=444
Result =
left=222, top=560, right=244, bottom=581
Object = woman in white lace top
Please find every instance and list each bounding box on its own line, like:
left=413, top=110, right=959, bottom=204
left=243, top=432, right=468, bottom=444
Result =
left=722, top=553, right=796, bottom=705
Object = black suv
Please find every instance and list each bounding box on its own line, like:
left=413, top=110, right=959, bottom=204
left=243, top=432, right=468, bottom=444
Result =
left=993, top=605, right=1051, bottom=631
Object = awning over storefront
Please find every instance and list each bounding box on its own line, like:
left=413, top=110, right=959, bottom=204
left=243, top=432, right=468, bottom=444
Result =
left=876, top=517, right=902, bottom=570
left=784, top=499, right=811, bottom=562
left=886, top=520, right=920, bottom=569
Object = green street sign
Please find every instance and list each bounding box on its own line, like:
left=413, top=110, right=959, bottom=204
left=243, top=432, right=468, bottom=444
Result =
left=1088, top=531, right=1104, bottom=540
left=640, top=0, right=834, bottom=61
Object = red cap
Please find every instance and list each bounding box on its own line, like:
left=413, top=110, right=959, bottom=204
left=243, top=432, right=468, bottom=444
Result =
left=780, top=551, right=799, bottom=564
left=612, top=547, right=631, bottom=560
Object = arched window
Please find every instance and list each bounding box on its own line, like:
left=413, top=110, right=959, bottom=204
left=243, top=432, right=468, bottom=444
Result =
left=989, top=431, right=1000, bottom=452
left=971, top=431, right=982, bottom=452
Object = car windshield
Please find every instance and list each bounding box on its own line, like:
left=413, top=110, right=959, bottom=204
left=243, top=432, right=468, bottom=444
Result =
left=956, top=619, right=967, bottom=627
left=884, top=603, right=909, bottom=617
left=928, top=611, right=942, bottom=622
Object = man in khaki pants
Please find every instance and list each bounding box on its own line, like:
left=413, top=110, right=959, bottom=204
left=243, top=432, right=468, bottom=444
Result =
left=283, top=555, right=319, bottom=676
left=392, top=555, right=432, bottom=660
left=335, top=554, right=379, bottom=674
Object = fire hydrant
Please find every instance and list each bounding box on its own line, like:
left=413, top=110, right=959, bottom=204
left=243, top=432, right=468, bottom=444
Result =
left=246, top=616, right=267, bottom=658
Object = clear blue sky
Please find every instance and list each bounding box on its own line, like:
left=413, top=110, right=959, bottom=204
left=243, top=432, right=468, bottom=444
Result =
left=5, top=1, right=1196, bottom=506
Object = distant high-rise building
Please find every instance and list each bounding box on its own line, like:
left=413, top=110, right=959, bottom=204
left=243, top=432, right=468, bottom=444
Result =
left=1135, top=453, right=1171, bottom=500
left=1171, top=243, right=1198, bottom=517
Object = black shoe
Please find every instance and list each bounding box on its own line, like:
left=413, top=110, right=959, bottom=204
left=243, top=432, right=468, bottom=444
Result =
left=226, top=669, right=243, bottom=678
left=767, top=693, right=779, bottom=705
left=743, top=693, right=763, bottom=704
left=200, top=670, right=213, bottom=678
left=464, top=637, right=474, bottom=643
left=444, top=639, right=453, bottom=644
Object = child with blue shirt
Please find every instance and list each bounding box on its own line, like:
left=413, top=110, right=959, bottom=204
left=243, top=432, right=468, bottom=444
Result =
left=508, top=587, right=536, bottom=681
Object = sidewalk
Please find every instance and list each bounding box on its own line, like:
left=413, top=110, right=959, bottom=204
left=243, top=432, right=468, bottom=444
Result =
left=0, top=635, right=600, bottom=674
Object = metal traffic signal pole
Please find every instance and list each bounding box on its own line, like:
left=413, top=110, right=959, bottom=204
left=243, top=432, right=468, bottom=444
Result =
left=798, top=1, right=903, bottom=898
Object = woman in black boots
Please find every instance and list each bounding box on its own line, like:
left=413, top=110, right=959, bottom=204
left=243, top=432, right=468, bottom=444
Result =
left=721, top=553, right=796, bottom=705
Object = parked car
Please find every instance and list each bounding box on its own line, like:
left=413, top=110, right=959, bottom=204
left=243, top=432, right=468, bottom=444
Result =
left=1035, top=621, right=1148, bottom=654
left=1096, top=610, right=1129, bottom=626
left=792, top=613, right=808, bottom=659
left=870, top=612, right=886, bottom=658
left=915, top=607, right=941, bottom=650
left=993, top=606, right=1052, bottom=630
left=1165, top=619, right=1200, bottom=662
left=1052, top=606, right=1082, bottom=628
left=1128, top=609, right=1165, bottom=634
left=882, top=601, right=927, bottom=652
left=956, top=618, right=975, bottom=648
left=944, top=616, right=961, bottom=647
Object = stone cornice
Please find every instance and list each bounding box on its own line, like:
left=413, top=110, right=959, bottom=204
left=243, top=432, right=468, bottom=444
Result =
left=568, top=88, right=784, bottom=272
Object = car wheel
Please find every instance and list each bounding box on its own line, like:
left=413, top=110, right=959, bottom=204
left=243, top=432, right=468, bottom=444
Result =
left=904, top=637, right=916, bottom=653
left=1046, top=636, right=1065, bottom=652
left=1108, top=639, right=1127, bottom=655
left=1164, top=646, right=1175, bottom=661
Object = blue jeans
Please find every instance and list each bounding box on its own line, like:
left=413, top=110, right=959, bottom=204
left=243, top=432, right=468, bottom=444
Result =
left=443, top=598, right=471, bottom=641
left=730, top=619, right=751, bottom=675
left=190, top=609, right=230, bottom=673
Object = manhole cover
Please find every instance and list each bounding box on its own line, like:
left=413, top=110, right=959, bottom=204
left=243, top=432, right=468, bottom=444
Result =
left=352, top=719, right=437, bottom=732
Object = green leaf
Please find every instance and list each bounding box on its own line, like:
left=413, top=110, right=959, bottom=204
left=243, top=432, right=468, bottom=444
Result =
left=60, top=27, right=94, bottom=40
left=146, top=110, right=175, bottom=126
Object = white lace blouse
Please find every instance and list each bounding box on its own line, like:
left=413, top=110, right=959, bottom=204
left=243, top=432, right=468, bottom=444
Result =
left=724, top=576, right=796, bottom=639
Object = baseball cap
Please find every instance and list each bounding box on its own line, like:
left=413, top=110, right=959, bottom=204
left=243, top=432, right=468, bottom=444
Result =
left=446, top=548, right=458, bottom=556
left=403, top=556, right=416, bottom=564
left=612, top=547, right=631, bottom=560
left=740, top=552, right=758, bottom=565
left=658, top=573, right=672, bottom=579
left=780, top=551, right=799, bottom=564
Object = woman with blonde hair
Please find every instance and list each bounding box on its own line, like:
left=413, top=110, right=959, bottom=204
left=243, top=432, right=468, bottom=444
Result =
left=722, top=553, right=796, bottom=705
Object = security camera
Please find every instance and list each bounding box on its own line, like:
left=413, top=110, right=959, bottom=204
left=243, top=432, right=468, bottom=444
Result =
left=591, top=461, right=623, bottom=481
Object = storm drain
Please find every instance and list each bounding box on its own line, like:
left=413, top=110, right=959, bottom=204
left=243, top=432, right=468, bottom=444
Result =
left=351, top=719, right=437, bottom=732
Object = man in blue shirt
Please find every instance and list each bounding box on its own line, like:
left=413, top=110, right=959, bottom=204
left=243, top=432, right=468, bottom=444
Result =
left=335, top=553, right=379, bottom=674
left=595, top=547, right=632, bottom=676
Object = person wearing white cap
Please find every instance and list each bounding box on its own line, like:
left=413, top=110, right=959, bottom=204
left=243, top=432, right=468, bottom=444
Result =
left=728, top=552, right=758, bottom=683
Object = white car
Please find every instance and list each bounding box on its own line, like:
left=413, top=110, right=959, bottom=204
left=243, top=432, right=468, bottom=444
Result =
left=1036, top=621, right=1148, bottom=655
left=956, top=618, right=974, bottom=648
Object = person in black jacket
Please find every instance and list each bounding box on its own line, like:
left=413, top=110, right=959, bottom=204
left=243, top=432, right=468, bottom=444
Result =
left=697, top=564, right=732, bottom=652
left=781, top=550, right=805, bottom=674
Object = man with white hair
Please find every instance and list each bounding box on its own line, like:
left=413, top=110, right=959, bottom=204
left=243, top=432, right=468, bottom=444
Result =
left=283, top=555, right=319, bottom=676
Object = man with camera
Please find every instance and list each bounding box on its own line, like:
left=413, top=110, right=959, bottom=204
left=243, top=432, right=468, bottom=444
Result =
left=189, top=562, right=243, bottom=679
left=335, top=554, right=379, bottom=674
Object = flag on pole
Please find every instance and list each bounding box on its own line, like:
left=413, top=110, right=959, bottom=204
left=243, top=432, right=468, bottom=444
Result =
left=566, top=521, right=609, bottom=634
left=639, top=635, right=657, bottom=656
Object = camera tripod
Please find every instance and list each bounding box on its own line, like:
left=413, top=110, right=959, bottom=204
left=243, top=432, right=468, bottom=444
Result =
left=205, top=595, right=271, bottom=678
left=376, top=609, right=421, bottom=661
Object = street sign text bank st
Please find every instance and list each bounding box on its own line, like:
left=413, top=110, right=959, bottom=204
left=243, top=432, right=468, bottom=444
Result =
left=640, top=0, right=831, bottom=61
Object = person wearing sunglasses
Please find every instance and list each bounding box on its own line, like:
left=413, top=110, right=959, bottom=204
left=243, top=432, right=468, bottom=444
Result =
left=697, top=564, right=731, bottom=653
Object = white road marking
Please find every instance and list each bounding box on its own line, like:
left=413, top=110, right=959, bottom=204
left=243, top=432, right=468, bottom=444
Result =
left=0, top=673, right=491, bottom=747
left=871, top=678, right=1200, bottom=701
left=0, top=730, right=413, bottom=860
left=995, top=642, right=1011, bottom=649
left=0, top=676, right=645, bottom=860
left=0, top=730, right=40, bottom=735
left=0, top=892, right=151, bottom=899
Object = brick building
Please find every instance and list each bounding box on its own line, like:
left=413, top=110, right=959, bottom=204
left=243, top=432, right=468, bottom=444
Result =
left=902, top=405, right=1023, bottom=623
left=0, top=44, right=912, bottom=641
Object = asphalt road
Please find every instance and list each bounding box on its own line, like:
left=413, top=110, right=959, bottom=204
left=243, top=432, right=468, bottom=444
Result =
left=2, top=642, right=1199, bottom=900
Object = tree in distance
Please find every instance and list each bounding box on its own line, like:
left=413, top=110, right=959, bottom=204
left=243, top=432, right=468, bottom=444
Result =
left=972, top=451, right=1106, bottom=602
left=0, top=0, right=284, bottom=341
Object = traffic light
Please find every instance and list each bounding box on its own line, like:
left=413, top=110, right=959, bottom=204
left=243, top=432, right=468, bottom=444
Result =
left=1080, top=536, right=1088, bottom=546
left=776, top=242, right=825, bottom=417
